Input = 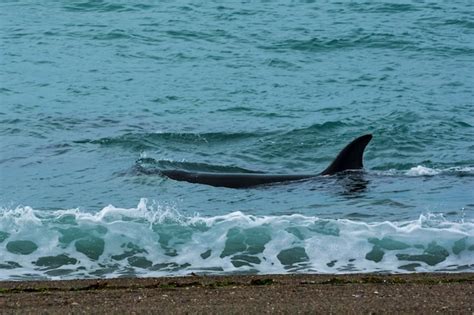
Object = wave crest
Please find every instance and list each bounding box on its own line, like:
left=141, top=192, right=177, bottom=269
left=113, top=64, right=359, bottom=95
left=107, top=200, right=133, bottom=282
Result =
left=1, top=199, right=473, bottom=280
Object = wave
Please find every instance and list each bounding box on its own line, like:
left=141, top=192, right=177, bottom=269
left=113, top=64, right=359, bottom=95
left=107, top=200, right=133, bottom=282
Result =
left=371, top=166, right=474, bottom=177
left=73, top=122, right=349, bottom=150
left=1, top=199, right=473, bottom=280
left=132, top=157, right=473, bottom=179
left=63, top=2, right=153, bottom=13
left=262, top=31, right=473, bottom=56
left=75, top=131, right=263, bottom=151
left=262, top=33, right=416, bottom=53
left=349, top=3, right=420, bottom=13
left=133, top=157, right=261, bottom=174
left=71, top=128, right=473, bottom=178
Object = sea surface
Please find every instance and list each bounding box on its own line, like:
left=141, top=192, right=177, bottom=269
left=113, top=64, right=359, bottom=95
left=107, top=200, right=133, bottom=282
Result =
left=1, top=1, right=473, bottom=280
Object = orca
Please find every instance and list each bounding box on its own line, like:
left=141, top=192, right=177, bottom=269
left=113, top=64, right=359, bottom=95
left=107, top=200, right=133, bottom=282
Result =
left=161, top=134, right=372, bottom=188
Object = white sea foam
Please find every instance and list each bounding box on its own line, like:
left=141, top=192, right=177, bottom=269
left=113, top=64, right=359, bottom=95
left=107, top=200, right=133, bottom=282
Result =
left=373, top=165, right=474, bottom=177
left=406, top=165, right=440, bottom=176
left=0, top=199, right=473, bottom=280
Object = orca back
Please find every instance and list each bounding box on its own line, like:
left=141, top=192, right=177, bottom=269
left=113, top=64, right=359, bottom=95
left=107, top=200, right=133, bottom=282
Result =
left=160, top=133, right=373, bottom=188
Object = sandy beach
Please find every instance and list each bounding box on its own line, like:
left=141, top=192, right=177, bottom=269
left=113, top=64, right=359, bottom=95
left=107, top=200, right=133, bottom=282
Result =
left=0, top=273, right=473, bottom=314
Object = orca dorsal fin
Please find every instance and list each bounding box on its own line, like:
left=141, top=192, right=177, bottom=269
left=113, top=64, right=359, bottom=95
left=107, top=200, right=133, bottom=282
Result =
left=320, top=134, right=372, bottom=175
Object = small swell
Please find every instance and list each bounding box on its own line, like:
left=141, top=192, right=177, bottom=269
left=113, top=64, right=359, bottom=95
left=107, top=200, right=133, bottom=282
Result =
left=75, top=131, right=262, bottom=151
left=134, top=158, right=261, bottom=174
left=283, top=121, right=349, bottom=135
left=63, top=2, right=137, bottom=13
left=263, top=33, right=416, bottom=53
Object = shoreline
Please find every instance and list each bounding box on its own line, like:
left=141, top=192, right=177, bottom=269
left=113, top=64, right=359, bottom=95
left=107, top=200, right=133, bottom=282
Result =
left=1, top=273, right=473, bottom=313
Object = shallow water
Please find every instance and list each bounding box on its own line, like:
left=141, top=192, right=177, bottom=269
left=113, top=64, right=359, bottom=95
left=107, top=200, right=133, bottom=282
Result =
left=1, top=1, right=473, bottom=280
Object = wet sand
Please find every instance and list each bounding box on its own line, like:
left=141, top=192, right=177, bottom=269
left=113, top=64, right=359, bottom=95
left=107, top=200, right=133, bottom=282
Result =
left=1, top=273, right=473, bottom=314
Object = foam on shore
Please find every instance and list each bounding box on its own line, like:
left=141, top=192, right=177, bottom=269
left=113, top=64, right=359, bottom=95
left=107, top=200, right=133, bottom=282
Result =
left=1, top=199, right=473, bottom=280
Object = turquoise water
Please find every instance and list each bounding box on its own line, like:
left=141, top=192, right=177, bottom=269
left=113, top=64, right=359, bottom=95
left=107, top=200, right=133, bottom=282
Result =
left=1, top=1, right=473, bottom=280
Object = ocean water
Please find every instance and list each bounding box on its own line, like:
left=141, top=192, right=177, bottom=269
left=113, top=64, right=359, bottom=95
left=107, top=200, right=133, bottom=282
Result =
left=1, top=1, right=473, bottom=280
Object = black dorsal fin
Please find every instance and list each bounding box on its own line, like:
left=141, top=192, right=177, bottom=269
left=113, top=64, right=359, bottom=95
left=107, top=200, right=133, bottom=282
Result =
left=320, top=134, right=372, bottom=175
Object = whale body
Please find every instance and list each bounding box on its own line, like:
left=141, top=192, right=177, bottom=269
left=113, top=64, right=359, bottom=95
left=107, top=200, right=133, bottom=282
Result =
left=161, top=134, right=372, bottom=189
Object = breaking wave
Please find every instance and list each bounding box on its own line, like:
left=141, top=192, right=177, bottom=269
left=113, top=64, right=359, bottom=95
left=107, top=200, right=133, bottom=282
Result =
left=1, top=199, right=473, bottom=280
